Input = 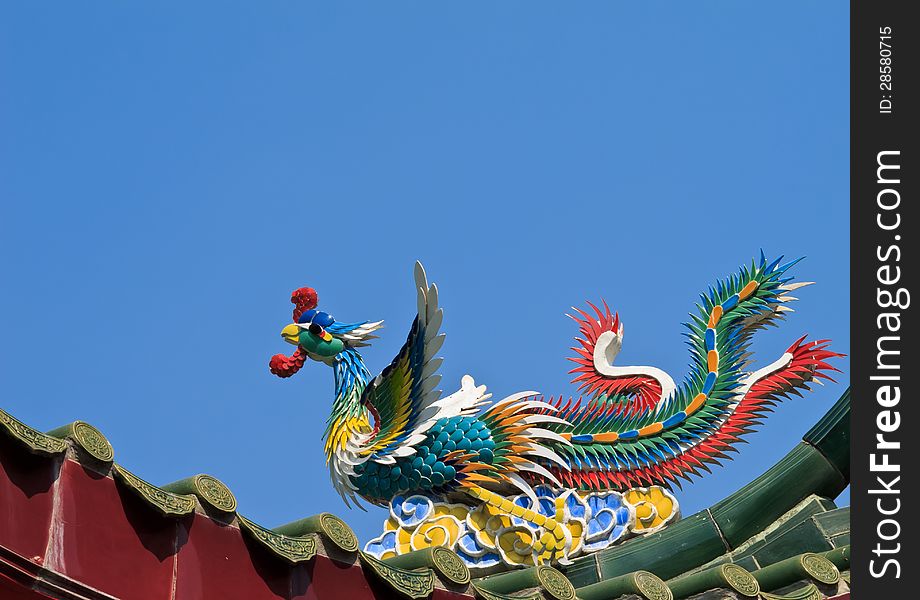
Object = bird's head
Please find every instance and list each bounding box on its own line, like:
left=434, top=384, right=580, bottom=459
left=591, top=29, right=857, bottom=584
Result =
left=269, top=286, right=383, bottom=378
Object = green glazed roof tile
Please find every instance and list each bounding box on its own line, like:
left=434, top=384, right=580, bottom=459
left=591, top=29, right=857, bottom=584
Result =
left=112, top=464, right=197, bottom=517
left=667, top=563, right=760, bottom=599
left=275, top=512, right=359, bottom=553
left=475, top=566, right=575, bottom=600
left=731, top=555, right=761, bottom=573
left=761, top=583, right=823, bottom=600
left=0, top=408, right=67, bottom=456
left=562, top=391, right=850, bottom=595
left=730, top=496, right=837, bottom=563
left=534, top=565, right=576, bottom=600
left=593, top=511, right=728, bottom=581
left=360, top=551, right=436, bottom=599
left=751, top=552, right=839, bottom=592
left=162, top=474, right=238, bottom=513
left=471, top=585, right=541, bottom=600
left=708, top=444, right=845, bottom=549
left=384, top=547, right=471, bottom=586
left=794, top=554, right=840, bottom=587
left=0, top=389, right=851, bottom=598
left=676, top=492, right=850, bottom=589
left=238, top=514, right=318, bottom=564
left=812, top=507, right=850, bottom=539
left=47, top=421, right=114, bottom=463
left=802, top=388, right=850, bottom=481
left=576, top=571, right=673, bottom=600
left=751, top=520, right=834, bottom=567
left=560, top=555, right=599, bottom=590
left=818, top=546, right=850, bottom=572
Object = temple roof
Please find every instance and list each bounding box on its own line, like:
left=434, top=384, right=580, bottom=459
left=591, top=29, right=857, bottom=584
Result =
left=0, top=389, right=850, bottom=600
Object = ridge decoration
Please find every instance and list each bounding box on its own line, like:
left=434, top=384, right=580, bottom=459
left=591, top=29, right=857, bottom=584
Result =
left=270, top=254, right=842, bottom=568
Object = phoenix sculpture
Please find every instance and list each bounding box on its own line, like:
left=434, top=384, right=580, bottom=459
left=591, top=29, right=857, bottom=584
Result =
left=269, top=254, right=840, bottom=566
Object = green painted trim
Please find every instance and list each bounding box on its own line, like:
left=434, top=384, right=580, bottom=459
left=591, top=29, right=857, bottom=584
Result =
left=360, top=551, right=435, bottom=599
left=752, top=552, right=839, bottom=592
left=476, top=566, right=575, bottom=600
left=576, top=571, right=672, bottom=600
left=471, top=584, right=541, bottom=600
left=112, top=464, right=196, bottom=516
left=275, top=513, right=359, bottom=553
left=47, top=421, right=114, bottom=463
left=668, top=564, right=760, bottom=599
left=238, top=514, right=318, bottom=564
left=162, top=474, right=237, bottom=513
left=761, top=583, right=823, bottom=600
left=0, top=409, right=67, bottom=456
left=385, top=547, right=471, bottom=586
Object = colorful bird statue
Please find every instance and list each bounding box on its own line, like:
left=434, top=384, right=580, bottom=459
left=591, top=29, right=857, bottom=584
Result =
left=269, top=255, right=840, bottom=561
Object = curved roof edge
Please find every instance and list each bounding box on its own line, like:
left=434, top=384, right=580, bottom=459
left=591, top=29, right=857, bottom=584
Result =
left=1, top=388, right=850, bottom=600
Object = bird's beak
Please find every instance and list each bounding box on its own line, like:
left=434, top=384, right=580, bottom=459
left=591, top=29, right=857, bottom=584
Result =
left=281, top=324, right=300, bottom=346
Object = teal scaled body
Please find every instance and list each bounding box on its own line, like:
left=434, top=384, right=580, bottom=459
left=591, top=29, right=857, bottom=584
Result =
left=352, top=416, right=495, bottom=502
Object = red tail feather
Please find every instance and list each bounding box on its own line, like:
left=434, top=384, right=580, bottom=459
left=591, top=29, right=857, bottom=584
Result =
left=567, top=301, right=663, bottom=415
left=550, top=337, right=843, bottom=491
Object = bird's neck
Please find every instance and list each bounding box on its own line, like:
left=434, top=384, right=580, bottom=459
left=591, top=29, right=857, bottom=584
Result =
left=323, top=348, right=373, bottom=460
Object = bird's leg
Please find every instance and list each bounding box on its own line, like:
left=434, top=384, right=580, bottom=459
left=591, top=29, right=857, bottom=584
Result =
left=467, top=486, right=569, bottom=565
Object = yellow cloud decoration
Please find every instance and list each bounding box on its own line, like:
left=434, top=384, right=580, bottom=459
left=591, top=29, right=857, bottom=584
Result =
left=364, top=485, right=680, bottom=570
left=624, top=486, right=678, bottom=533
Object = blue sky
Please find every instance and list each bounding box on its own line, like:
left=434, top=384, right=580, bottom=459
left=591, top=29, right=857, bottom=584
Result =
left=1, top=2, right=848, bottom=543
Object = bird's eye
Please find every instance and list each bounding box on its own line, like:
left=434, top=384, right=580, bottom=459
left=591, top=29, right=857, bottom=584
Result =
left=298, top=309, right=317, bottom=324
left=308, top=323, right=324, bottom=335
left=313, top=312, right=335, bottom=327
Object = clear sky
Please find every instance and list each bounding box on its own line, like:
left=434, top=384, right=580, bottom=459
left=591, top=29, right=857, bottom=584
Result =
left=1, top=2, right=848, bottom=543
